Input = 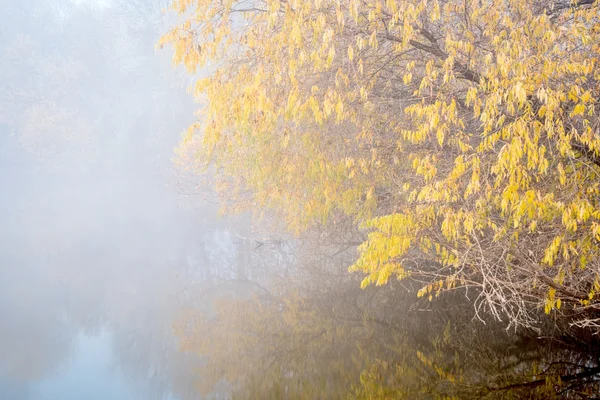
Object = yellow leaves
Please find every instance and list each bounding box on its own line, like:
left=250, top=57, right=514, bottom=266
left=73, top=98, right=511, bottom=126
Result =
left=375, top=263, right=407, bottom=286
left=286, top=87, right=299, bottom=116
left=416, top=278, right=456, bottom=299
left=436, top=128, right=445, bottom=147
left=543, top=29, right=556, bottom=45
left=359, top=86, right=368, bottom=101
left=353, top=214, right=418, bottom=284
left=537, top=87, right=548, bottom=104
left=335, top=4, right=345, bottom=29
left=412, top=155, right=437, bottom=182
left=290, top=24, right=303, bottom=46
left=335, top=98, right=345, bottom=122
left=349, top=0, right=359, bottom=22
left=347, top=44, right=354, bottom=61
left=592, top=223, right=600, bottom=242
left=571, top=103, right=585, bottom=117
left=513, top=82, right=528, bottom=107
left=440, top=213, right=459, bottom=242
left=543, top=235, right=563, bottom=266
left=430, top=0, right=441, bottom=21
left=579, top=90, right=592, bottom=104
left=368, top=30, right=378, bottom=49
left=164, top=0, right=600, bottom=330
left=544, top=287, right=557, bottom=314
left=449, top=155, right=466, bottom=181
left=464, top=157, right=481, bottom=199
left=429, top=113, right=440, bottom=130
left=327, top=45, right=336, bottom=67
left=557, top=162, right=567, bottom=186
left=308, top=95, right=323, bottom=124
left=465, top=87, right=477, bottom=106
left=172, top=0, right=210, bottom=14
left=416, top=284, right=430, bottom=299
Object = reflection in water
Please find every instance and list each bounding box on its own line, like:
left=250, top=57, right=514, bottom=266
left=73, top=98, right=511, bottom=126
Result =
left=176, top=235, right=600, bottom=399
left=31, top=331, right=138, bottom=400
left=0, top=196, right=219, bottom=399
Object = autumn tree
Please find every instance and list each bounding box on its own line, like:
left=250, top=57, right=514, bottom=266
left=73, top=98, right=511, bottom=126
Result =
left=162, top=0, right=600, bottom=332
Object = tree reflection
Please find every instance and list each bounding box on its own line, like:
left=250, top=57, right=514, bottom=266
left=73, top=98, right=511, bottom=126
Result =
left=0, top=248, right=74, bottom=383
left=176, top=243, right=600, bottom=399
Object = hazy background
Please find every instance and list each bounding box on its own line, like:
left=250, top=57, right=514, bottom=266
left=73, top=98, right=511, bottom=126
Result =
left=0, top=0, right=229, bottom=398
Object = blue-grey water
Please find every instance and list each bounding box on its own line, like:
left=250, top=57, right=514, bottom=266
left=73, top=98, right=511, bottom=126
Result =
left=31, top=331, right=150, bottom=400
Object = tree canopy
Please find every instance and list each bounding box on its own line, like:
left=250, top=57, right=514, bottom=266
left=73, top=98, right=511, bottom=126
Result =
left=161, top=0, right=600, bottom=332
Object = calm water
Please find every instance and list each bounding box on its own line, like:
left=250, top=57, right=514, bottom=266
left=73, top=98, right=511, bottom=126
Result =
left=0, top=168, right=218, bottom=399
left=31, top=330, right=160, bottom=400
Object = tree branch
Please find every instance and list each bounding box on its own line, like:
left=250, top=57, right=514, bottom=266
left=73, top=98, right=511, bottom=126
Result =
left=547, top=0, right=597, bottom=16
left=383, top=34, right=482, bottom=84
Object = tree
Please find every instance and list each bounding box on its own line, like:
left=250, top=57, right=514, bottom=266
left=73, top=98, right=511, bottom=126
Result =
left=161, top=0, right=600, bottom=332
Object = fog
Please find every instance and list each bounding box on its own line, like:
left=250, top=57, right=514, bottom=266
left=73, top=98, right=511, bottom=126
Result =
left=3, top=1, right=600, bottom=399
left=0, top=1, right=227, bottom=398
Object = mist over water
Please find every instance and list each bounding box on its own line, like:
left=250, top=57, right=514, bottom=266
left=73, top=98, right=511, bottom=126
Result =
left=0, top=1, right=224, bottom=398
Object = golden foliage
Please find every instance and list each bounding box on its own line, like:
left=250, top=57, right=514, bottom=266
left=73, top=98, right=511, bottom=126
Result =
left=162, top=0, right=600, bottom=330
